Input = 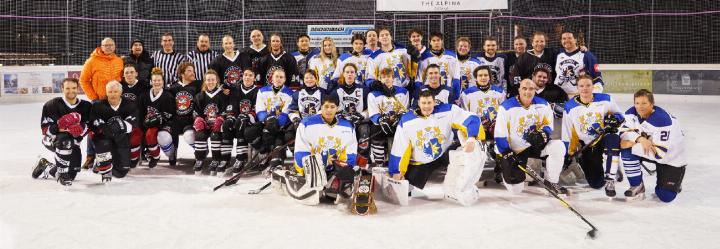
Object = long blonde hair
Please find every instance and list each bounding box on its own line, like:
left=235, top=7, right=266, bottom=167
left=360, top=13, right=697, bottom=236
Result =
left=319, top=37, right=338, bottom=68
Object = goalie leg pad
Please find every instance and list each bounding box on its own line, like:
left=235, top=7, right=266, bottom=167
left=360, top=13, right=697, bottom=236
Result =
left=443, top=141, right=487, bottom=206
left=272, top=154, right=328, bottom=205
left=372, top=167, right=409, bottom=206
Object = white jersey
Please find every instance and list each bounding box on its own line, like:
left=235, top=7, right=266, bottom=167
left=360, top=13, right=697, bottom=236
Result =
left=416, top=49, right=462, bottom=97
left=289, top=87, right=324, bottom=120
left=332, top=51, right=371, bottom=85
left=494, top=96, right=554, bottom=154
left=293, top=115, right=358, bottom=175
left=308, top=55, right=337, bottom=90
left=620, top=106, right=686, bottom=167
left=255, top=85, right=294, bottom=126
left=367, top=87, right=410, bottom=125
left=561, top=93, right=623, bottom=155
left=477, top=54, right=507, bottom=92
left=366, top=47, right=411, bottom=87
left=389, top=104, right=483, bottom=176
left=458, top=56, right=483, bottom=91
left=459, top=85, right=506, bottom=122
left=554, top=49, right=603, bottom=95
left=333, top=84, right=369, bottom=118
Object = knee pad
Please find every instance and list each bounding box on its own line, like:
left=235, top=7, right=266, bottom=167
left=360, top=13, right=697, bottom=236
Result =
left=183, top=129, right=196, bottom=145
left=145, top=127, right=159, bottom=145
left=655, top=186, right=678, bottom=203
left=42, top=134, right=56, bottom=151
left=587, top=178, right=605, bottom=189
left=53, top=135, right=75, bottom=155
left=157, top=130, right=173, bottom=147
left=95, top=151, right=113, bottom=174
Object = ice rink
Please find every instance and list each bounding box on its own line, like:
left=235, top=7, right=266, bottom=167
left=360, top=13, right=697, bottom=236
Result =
left=1, top=94, right=719, bottom=249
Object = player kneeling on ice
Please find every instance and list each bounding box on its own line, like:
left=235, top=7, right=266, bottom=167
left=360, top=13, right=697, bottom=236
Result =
left=494, top=79, right=568, bottom=195
left=89, top=81, right=140, bottom=181
left=619, top=89, right=686, bottom=202
left=138, top=67, right=177, bottom=168
left=192, top=70, right=234, bottom=176
left=33, top=78, right=92, bottom=186
left=271, top=96, right=368, bottom=209
left=383, top=89, right=486, bottom=206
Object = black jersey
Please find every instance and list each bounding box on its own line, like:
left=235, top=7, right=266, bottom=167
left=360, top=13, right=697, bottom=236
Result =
left=121, top=81, right=147, bottom=104
left=243, top=45, right=269, bottom=76
left=89, top=99, right=139, bottom=133
left=40, top=97, right=92, bottom=136
left=209, top=51, right=250, bottom=90
left=233, top=85, right=259, bottom=118
left=194, top=87, right=231, bottom=123
left=536, top=83, right=568, bottom=104
left=167, top=80, right=202, bottom=120
left=256, top=51, right=299, bottom=88
left=139, top=88, right=176, bottom=129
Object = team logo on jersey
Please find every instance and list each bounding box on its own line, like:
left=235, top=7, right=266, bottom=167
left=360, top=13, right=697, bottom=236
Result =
left=558, top=59, right=580, bottom=86
left=175, top=91, right=193, bottom=116
left=300, top=96, right=320, bottom=117
left=266, top=65, right=284, bottom=84
left=516, top=114, right=549, bottom=136
left=342, top=97, right=360, bottom=114
left=265, top=96, right=286, bottom=116
left=309, top=136, right=349, bottom=169
left=122, top=93, right=137, bottom=102
left=239, top=99, right=253, bottom=115
left=386, top=57, right=407, bottom=84
left=578, top=112, right=603, bottom=135
left=415, top=126, right=445, bottom=160
left=460, top=65, right=473, bottom=87
left=224, top=65, right=243, bottom=88
left=489, top=65, right=501, bottom=86
left=204, top=103, right=219, bottom=122
left=145, top=106, right=160, bottom=118
left=477, top=97, right=500, bottom=121
left=378, top=98, right=405, bottom=116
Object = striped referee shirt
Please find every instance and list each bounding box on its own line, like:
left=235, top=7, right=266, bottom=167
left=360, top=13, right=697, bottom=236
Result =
left=151, top=50, right=189, bottom=86
left=187, top=49, right=219, bottom=81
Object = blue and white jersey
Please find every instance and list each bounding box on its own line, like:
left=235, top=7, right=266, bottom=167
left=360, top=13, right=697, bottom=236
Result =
left=367, top=87, right=410, bottom=124
left=255, top=85, right=294, bottom=126
left=476, top=54, right=507, bottom=92
left=332, top=84, right=370, bottom=119
left=459, top=85, right=506, bottom=123
left=561, top=93, right=622, bottom=155
left=411, top=82, right=455, bottom=108
left=308, top=55, right=337, bottom=90
left=620, top=106, right=686, bottom=167
left=416, top=49, right=462, bottom=97
left=554, top=49, right=603, bottom=95
left=389, top=104, right=483, bottom=175
left=332, top=51, right=371, bottom=87
left=293, top=115, right=358, bottom=175
left=458, top=56, right=483, bottom=91
left=494, top=96, right=554, bottom=155
left=289, top=86, right=325, bottom=120
left=365, top=46, right=411, bottom=87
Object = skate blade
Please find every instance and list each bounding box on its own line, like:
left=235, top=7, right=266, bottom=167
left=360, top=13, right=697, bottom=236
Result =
left=623, top=193, right=645, bottom=202
left=210, top=171, right=217, bottom=176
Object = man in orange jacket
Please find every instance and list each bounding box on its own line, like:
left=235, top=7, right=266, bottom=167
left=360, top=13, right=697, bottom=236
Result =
left=79, top=37, right=124, bottom=169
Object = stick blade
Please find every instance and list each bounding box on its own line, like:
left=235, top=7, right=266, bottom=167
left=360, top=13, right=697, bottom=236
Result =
left=587, top=229, right=598, bottom=239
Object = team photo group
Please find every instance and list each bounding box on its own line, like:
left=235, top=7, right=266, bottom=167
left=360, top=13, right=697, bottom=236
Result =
left=32, top=26, right=687, bottom=217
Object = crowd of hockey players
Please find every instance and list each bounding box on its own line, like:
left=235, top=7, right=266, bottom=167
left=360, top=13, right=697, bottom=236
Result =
left=33, top=28, right=687, bottom=208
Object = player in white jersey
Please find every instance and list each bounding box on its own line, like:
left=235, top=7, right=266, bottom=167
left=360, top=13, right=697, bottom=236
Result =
left=389, top=90, right=484, bottom=192
left=476, top=37, right=507, bottom=94
left=245, top=69, right=294, bottom=169
left=562, top=75, right=624, bottom=196
left=455, top=37, right=483, bottom=91
left=412, top=64, right=455, bottom=108
left=365, top=27, right=411, bottom=88
left=416, top=32, right=461, bottom=99
left=332, top=63, right=371, bottom=161
left=620, top=89, right=686, bottom=202
left=367, top=68, right=409, bottom=167
left=460, top=66, right=505, bottom=139
left=554, top=31, right=603, bottom=96
left=271, top=95, right=359, bottom=204
left=494, top=79, right=567, bottom=195
left=332, top=34, right=371, bottom=87
left=308, top=37, right=338, bottom=91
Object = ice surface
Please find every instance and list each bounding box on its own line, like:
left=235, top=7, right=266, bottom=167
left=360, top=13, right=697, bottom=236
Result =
left=1, top=94, right=719, bottom=249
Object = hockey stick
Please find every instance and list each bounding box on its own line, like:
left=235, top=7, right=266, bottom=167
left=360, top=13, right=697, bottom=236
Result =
left=517, top=163, right=598, bottom=239
left=213, top=139, right=295, bottom=191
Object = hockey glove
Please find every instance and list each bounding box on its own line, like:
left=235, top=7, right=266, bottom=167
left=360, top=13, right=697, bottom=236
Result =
left=550, top=102, right=565, bottom=119
left=378, top=114, right=397, bottom=135
left=144, top=112, right=163, bottom=128
left=103, top=116, right=128, bottom=136
left=193, top=117, right=206, bottom=132
left=58, top=112, right=81, bottom=130
left=603, top=113, right=624, bottom=134
left=66, top=123, right=84, bottom=138
left=212, top=116, right=225, bottom=133
left=222, top=116, right=237, bottom=132
left=525, top=129, right=549, bottom=151
left=482, top=118, right=496, bottom=139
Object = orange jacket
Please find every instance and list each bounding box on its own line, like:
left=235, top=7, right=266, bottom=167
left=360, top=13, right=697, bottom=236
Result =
left=79, top=47, right=124, bottom=101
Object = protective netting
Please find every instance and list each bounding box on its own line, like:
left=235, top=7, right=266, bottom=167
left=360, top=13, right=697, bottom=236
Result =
left=1, top=0, right=718, bottom=65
